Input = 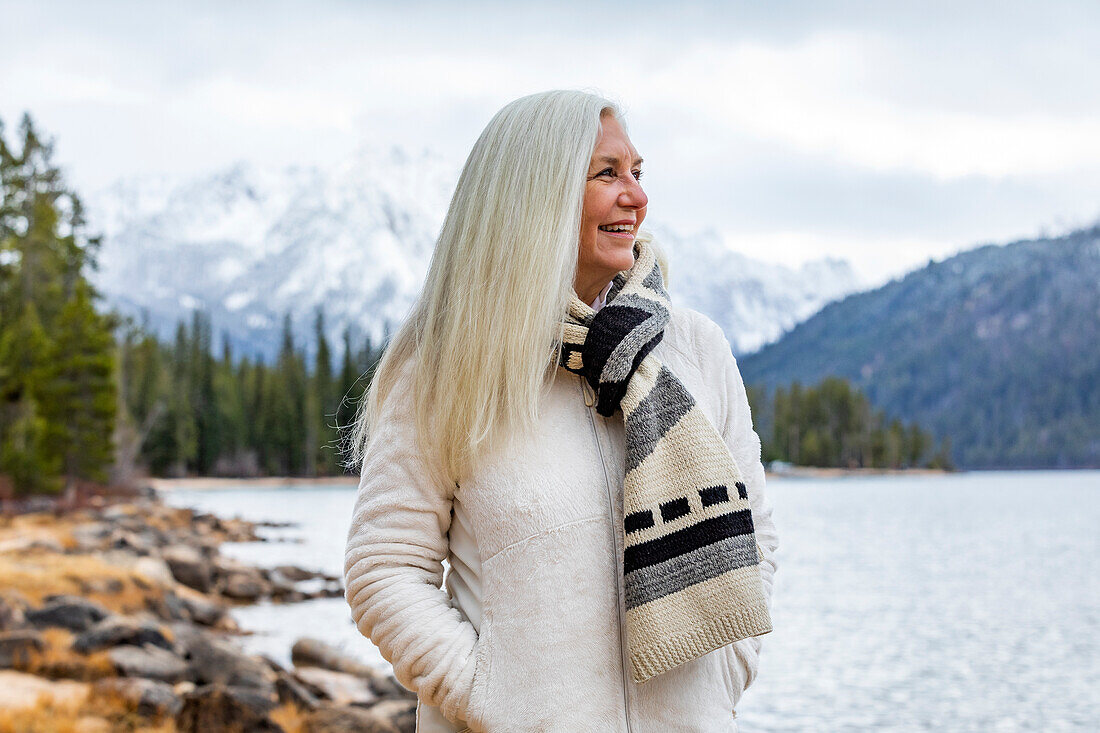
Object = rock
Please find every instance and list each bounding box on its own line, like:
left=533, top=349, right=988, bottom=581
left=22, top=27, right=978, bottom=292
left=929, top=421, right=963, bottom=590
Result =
left=0, top=629, right=45, bottom=668
left=275, top=670, right=320, bottom=710
left=98, top=550, right=175, bottom=587
left=73, top=616, right=173, bottom=654
left=273, top=565, right=321, bottom=582
left=144, top=590, right=190, bottom=622
left=101, top=504, right=138, bottom=521
left=293, top=667, right=377, bottom=706
left=176, top=593, right=228, bottom=627
left=162, top=545, right=213, bottom=593
left=69, top=522, right=112, bottom=551
left=371, top=673, right=415, bottom=700
left=303, top=703, right=406, bottom=733
left=369, top=698, right=417, bottom=732
left=109, top=528, right=156, bottom=555
left=108, top=643, right=190, bottom=683
left=291, top=638, right=410, bottom=698
left=80, top=577, right=125, bottom=595
left=94, top=676, right=183, bottom=717
left=185, top=633, right=275, bottom=694
left=0, top=670, right=89, bottom=711
left=266, top=568, right=299, bottom=595
left=27, top=595, right=111, bottom=632
left=291, top=638, right=375, bottom=678
left=132, top=556, right=177, bottom=586
left=0, top=591, right=28, bottom=631
left=221, top=569, right=269, bottom=600
left=175, top=684, right=282, bottom=733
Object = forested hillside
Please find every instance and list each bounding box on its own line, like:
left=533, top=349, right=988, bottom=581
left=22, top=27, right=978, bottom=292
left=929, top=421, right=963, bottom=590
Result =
left=740, top=226, right=1100, bottom=468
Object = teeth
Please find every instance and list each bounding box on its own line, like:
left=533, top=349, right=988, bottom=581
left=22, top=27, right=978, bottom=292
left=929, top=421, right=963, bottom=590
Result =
left=599, top=224, right=634, bottom=232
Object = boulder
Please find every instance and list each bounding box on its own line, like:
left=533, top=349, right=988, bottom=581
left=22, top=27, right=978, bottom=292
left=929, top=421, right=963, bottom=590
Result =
left=176, top=593, right=229, bottom=627
left=0, top=629, right=45, bottom=668
left=27, top=595, right=111, bottom=632
left=69, top=522, right=112, bottom=551
left=303, top=702, right=408, bottom=733
left=175, top=684, right=282, bottom=733
left=0, top=670, right=89, bottom=712
left=73, top=616, right=173, bottom=654
left=0, top=591, right=28, bottom=631
left=221, top=569, right=269, bottom=600
left=275, top=670, right=320, bottom=710
left=185, top=633, right=275, bottom=695
left=291, top=638, right=411, bottom=698
left=291, top=638, right=375, bottom=678
left=162, top=545, right=213, bottom=593
left=108, top=643, right=190, bottom=683
left=273, top=565, right=321, bottom=582
left=94, top=676, right=183, bottom=717
left=369, top=698, right=417, bottom=733
left=293, top=667, right=377, bottom=706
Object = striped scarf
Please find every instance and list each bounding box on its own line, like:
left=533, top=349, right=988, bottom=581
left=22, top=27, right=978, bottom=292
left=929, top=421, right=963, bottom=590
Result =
left=559, top=237, right=772, bottom=684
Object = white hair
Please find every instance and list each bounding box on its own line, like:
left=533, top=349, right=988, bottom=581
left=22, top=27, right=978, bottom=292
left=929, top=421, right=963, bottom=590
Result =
left=344, top=90, right=667, bottom=482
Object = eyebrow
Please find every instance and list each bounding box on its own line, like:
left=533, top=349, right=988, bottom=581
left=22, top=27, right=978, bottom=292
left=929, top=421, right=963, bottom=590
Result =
left=592, top=155, right=644, bottom=168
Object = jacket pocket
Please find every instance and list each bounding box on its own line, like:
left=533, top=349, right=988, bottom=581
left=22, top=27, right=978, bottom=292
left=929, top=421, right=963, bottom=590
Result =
left=462, top=615, right=494, bottom=732
left=720, top=638, right=760, bottom=712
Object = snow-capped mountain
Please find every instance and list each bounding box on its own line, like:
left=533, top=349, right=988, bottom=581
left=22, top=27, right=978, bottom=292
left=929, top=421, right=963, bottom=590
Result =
left=87, top=149, right=862, bottom=362
left=656, top=224, right=862, bottom=354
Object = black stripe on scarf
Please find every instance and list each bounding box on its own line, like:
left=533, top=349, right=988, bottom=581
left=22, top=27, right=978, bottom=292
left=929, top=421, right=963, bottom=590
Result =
left=624, top=509, right=756, bottom=574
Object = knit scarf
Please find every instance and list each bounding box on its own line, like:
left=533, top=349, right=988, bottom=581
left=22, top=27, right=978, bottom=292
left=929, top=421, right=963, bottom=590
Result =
left=559, top=237, right=772, bottom=684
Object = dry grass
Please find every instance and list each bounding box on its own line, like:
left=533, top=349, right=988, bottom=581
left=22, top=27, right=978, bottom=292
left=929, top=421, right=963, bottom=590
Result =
left=13, top=629, right=115, bottom=682
left=0, top=688, right=177, bottom=733
left=268, top=702, right=309, bottom=733
left=0, top=550, right=164, bottom=614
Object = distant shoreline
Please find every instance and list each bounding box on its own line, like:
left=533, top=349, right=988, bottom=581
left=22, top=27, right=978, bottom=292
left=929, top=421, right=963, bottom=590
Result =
left=146, top=475, right=359, bottom=491
left=146, top=466, right=960, bottom=492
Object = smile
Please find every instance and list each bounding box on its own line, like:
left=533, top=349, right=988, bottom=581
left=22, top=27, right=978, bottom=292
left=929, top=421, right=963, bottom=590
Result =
left=598, top=224, right=635, bottom=237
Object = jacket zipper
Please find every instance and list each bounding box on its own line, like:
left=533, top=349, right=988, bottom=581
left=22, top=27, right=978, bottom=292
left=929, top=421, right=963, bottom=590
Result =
left=579, top=376, right=634, bottom=733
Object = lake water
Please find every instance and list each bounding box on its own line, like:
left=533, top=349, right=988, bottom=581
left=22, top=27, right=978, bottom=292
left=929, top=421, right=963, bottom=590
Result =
left=163, top=470, right=1100, bottom=732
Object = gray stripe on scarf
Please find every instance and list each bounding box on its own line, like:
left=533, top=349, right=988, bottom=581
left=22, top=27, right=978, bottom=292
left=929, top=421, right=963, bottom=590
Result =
left=624, top=532, right=760, bottom=610
left=598, top=293, right=671, bottom=384
left=625, top=365, right=695, bottom=472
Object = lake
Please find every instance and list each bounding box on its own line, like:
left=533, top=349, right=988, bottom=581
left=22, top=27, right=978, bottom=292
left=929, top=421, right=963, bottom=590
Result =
left=163, top=469, right=1100, bottom=732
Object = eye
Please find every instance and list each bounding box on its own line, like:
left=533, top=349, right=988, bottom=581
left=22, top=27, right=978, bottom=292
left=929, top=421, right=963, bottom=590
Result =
left=597, top=167, right=616, bottom=178
left=632, top=169, right=644, bottom=181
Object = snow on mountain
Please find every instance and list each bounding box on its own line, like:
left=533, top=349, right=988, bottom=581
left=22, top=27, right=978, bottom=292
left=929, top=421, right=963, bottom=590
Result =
left=87, top=150, right=862, bottom=362
left=655, top=224, right=863, bottom=354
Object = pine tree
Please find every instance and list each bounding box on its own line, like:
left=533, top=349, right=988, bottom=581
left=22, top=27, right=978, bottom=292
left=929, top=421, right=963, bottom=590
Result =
left=0, top=113, right=117, bottom=494
left=39, top=279, right=118, bottom=485
left=313, top=307, right=338, bottom=476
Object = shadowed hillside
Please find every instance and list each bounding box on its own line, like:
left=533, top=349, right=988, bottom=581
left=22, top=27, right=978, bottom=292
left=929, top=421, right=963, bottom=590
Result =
left=740, top=225, right=1100, bottom=469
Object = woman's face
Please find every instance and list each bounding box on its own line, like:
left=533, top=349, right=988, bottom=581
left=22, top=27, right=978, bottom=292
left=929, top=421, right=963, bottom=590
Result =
left=577, top=114, right=648, bottom=298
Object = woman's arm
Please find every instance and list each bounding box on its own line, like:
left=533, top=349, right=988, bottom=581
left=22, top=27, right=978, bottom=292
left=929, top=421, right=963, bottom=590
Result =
left=343, top=364, right=478, bottom=724
left=701, top=317, right=780, bottom=694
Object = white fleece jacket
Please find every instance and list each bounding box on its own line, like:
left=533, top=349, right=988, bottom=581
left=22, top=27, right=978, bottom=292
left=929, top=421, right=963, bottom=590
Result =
left=344, top=305, right=779, bottom=733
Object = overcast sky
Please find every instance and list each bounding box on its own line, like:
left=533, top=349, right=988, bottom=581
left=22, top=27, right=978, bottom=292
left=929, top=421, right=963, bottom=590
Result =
left=2, top=0, right=1098, bottom=284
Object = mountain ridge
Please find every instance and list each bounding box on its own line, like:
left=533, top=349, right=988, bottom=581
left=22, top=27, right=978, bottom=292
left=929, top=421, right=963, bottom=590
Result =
left=85, top=150, right=862, bottom=362
left=740, top=224, right=1100, bottom=468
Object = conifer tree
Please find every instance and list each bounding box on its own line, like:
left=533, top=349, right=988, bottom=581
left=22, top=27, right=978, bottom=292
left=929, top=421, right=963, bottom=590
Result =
left=0, top=113, right=117, bottom=494
left=313, top=307, right=338, bottom=475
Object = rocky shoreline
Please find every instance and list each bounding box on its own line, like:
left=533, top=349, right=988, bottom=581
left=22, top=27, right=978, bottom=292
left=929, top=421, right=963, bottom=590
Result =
left=0, top=490, right=415, bottom=732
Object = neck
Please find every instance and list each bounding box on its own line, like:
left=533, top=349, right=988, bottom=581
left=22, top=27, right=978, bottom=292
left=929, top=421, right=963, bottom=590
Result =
left=574, top=274, right=614, bottom=305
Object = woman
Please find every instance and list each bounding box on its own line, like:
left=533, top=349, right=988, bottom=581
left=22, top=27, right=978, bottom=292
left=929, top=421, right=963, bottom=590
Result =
left=344, top=90, right=778, bottom=732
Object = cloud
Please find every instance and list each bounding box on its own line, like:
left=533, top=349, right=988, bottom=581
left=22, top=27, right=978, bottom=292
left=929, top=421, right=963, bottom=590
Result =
left=1, top=0, right=1098, bottom=279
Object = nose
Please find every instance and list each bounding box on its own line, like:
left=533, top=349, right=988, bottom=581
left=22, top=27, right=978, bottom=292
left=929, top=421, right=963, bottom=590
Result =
left=619, top=175, right=648, bottom=210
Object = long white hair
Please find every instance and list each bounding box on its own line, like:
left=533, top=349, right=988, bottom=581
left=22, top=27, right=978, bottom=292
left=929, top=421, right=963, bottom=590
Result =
left=344, top=90, right=666, bottom=483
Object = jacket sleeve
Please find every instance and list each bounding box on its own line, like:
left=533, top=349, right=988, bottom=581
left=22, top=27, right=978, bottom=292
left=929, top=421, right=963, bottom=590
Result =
left=343, top=365, right=479, bottom=724
left=702, top=318, right=780, bottom=696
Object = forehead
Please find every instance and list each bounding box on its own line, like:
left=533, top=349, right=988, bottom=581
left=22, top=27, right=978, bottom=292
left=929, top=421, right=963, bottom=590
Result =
left=591, top=115, right=640, bottom=163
